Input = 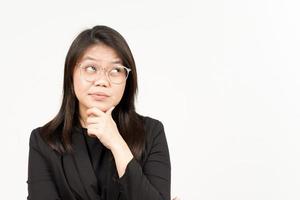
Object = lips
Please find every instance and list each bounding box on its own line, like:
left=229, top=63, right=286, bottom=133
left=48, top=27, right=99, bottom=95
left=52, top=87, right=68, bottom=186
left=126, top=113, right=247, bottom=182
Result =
left=89, top=92, right=110, bottom=97
left=89, top=92, right=110, bottom=101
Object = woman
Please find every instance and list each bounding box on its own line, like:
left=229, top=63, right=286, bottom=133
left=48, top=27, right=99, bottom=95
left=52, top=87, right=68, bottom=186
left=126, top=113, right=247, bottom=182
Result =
left=27, top=25, right=171, bottom=200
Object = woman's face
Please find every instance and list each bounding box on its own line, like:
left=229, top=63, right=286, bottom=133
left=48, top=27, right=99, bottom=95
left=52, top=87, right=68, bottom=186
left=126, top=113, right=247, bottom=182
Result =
left=73, top=43, right=126, bottom=113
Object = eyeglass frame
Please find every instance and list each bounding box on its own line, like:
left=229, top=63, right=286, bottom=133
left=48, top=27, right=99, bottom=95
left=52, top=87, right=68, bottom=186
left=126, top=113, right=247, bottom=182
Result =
left=77, top=62, right=132, bottom=84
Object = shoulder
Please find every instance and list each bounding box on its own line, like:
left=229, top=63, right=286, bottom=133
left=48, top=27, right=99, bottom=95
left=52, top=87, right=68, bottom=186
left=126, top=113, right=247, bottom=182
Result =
left=29, top=127, right=53, bottom=154
left=138, top=115, right=165, bottom=134
left=137, top=114, right=166, bottom=143
left=29, top=127, right=43, bottom=147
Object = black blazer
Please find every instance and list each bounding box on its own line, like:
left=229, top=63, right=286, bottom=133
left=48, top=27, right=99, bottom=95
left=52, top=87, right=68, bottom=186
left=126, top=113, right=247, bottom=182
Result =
left=27, top=116, right=171, bottom=200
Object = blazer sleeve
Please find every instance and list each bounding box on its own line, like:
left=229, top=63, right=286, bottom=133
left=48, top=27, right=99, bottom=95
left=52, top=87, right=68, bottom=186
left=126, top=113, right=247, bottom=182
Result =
left=27, top=128, right=61, bottom=200
left=118, top=120, right=171, bottom=200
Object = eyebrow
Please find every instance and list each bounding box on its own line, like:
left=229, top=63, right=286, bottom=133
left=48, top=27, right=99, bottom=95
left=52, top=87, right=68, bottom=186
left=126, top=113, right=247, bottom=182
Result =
left=81, top=56, right=122, bottom=64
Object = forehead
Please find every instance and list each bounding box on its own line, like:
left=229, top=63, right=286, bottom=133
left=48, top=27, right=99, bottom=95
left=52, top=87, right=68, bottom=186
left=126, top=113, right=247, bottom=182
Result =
left=79, top=44, right=122, bottom=64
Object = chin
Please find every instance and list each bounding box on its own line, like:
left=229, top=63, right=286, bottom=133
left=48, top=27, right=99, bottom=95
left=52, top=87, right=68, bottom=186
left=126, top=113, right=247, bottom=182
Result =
left=88, top=102, right=110, bottom=112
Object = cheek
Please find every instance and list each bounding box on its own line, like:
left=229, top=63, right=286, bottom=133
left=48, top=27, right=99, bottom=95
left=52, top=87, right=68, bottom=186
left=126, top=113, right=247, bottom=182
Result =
left=73, top=71, right=88, bottom=100
left=112, top=84, right=126, bottom=103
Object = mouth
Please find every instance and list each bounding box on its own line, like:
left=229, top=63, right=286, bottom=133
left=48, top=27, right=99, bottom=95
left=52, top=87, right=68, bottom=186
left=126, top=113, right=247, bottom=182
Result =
left=89, top=92, right=110, bottom=101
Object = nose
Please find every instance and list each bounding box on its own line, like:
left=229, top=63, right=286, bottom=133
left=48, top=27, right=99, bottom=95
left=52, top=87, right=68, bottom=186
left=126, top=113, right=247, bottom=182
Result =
left=93, top=69, right=110, bottom=87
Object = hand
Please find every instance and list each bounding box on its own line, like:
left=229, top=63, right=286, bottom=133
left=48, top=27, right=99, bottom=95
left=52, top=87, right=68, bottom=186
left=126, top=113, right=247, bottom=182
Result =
left=85, top=106, right=123, bottom=150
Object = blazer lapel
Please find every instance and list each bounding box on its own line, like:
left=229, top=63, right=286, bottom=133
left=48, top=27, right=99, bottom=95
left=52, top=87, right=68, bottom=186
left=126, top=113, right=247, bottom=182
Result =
left=62, top=152, right=88, bottom=199
left=63, top=126, right=101, bottom=200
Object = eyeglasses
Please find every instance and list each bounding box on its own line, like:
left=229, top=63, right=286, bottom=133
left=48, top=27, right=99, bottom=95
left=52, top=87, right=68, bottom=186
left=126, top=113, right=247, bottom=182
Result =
left=78, top=62, right=131, bottom=84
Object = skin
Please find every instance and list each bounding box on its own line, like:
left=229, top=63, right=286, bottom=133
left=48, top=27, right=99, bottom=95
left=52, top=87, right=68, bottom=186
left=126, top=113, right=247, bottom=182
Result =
left=73, top=43, right=133, bottom=178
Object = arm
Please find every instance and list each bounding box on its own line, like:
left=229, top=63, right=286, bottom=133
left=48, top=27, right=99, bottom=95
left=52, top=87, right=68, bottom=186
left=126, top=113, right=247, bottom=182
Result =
left=84, top=108, right=171, bottom=199
left=27, top=129, right=61, bottom=200
left=114, top=121, right=171, bottom=200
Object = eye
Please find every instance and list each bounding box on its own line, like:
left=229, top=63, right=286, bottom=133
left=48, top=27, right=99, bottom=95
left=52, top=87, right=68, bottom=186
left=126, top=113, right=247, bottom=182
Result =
left=84, top=65, right=97, bottom=73
left=111, top=66, right=124, bottom=73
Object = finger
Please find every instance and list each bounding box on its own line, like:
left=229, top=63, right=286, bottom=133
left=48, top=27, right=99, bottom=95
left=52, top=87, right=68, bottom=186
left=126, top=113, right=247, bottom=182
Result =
left=86, top=128, right=98, bottom=137
left=106, top=106, right=115, bottom=116
left=87, top=123, right=99, bottom=130
left=86, top=116, right=100, bottom=125
left=86, top=107, right=105, bottom=117
left=87, top=129, right=97, bottom=137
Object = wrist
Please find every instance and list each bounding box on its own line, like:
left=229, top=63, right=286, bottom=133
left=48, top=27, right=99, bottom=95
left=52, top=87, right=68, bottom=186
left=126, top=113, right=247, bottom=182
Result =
left=110, top=137, right=134, bottom=178
left=111, top=138, right=129, bottom=153
left=111, top=140, right=133, bottom=160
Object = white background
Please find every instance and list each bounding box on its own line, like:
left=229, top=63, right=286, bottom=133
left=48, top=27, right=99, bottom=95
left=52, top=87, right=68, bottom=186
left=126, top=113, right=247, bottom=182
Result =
left=0, top=0, right=299, bottom=199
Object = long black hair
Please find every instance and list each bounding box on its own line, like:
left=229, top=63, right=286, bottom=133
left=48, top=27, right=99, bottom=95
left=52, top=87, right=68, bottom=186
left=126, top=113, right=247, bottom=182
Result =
left=40, top=25, right=145, bottom=159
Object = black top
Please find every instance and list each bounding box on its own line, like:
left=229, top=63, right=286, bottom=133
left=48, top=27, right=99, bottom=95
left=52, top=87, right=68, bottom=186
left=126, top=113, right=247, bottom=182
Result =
left=81, top=127, right=114, bottom=199
left=27, top=116, right=171, bottom=200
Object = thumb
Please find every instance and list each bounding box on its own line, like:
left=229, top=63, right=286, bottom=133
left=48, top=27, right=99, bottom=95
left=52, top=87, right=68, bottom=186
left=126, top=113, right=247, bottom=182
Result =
left=106, top=106, right=115, bottom=115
